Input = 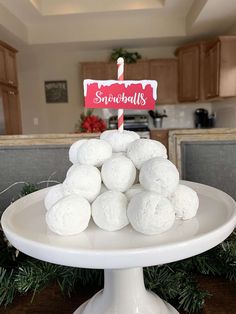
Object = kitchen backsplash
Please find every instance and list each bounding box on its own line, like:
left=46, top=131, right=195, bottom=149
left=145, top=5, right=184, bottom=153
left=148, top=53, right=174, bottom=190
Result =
left=153, top=103, right=212, bottom=129
left=96, top=103, right=213, bottom=129
left=211, top=98, right=236, bottom=128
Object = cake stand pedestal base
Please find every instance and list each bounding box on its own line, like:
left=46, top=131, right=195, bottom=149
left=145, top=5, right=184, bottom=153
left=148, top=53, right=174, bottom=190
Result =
left=74, top=268, right=179, bottom=314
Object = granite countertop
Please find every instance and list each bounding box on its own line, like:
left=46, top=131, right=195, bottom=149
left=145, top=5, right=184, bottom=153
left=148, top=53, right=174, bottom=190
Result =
left=151, top=128, right=236, bottom=133
left=0, top=132, right=101, bottom=140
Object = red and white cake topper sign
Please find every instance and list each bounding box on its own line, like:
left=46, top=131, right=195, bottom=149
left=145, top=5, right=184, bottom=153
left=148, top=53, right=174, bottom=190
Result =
left=83, top=79, right=157, bottom=110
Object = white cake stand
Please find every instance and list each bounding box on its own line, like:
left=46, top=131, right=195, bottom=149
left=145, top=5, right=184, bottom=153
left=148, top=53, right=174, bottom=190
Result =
left=1, top=181, right=236, bottom=314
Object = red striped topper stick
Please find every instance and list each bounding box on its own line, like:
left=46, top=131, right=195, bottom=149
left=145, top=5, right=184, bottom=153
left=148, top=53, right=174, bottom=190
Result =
left=117, top=57, right=124, bottom=132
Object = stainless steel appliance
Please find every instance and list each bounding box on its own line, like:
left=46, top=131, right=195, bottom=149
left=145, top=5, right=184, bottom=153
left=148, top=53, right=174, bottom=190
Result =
left=108, top=114, right=150, bottom=138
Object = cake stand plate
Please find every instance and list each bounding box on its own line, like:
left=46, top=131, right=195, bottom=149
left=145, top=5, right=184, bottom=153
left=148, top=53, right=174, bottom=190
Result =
left=1, top=181, right=236, bottom=314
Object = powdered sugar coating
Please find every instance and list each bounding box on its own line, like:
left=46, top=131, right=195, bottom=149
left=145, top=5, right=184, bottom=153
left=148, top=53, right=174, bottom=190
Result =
left=77, top=139, right=112, bottom=167
left=101, top=156, right=136, bottom=192
left=140, top=157, right=179, bottom=197
left=66, top=163, right=81, bottom=178
left=69, top=139, right=88, bottom=164
left=127, top=139, right=167, bottom=169
left=127, top=191, right=175, bottom=235
left=170, top=184, right=199, bottom=220
left=46, top=194, right=91, bottom=235
left=125, top=184, right=145, bottom=200
left=100, top=130, right=140, bottom=152
left=63, top=164, right=101, bottom=202
left=92, top=191, right=129, bottom=231
left=44, top=184, right=65, bottom=211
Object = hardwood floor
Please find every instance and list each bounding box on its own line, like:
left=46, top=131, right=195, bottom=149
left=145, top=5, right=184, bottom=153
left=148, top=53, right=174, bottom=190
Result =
left=1, top=276, right=236, bottom=314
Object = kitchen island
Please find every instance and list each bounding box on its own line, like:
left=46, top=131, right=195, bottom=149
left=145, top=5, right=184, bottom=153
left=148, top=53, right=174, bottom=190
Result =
left=168, top=128, right=236, bottom=200
left=1, top=128, right=235, bottom=213
left=150, top=128, right=236, bottom=200
left=0, top=132, right=100, bottom=214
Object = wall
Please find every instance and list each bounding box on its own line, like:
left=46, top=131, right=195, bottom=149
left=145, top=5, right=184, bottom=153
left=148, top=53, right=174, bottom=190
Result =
left=17, top=44, right=177, bottom=134
left=158, top=103, right=212, bottom=129
left=227, top=22, right=236, bottom=35
left=212, top=98, right=236, bottom=128
left=17, top=45, right=107, bottom=134
left=17, top=43, right=212, bottom=134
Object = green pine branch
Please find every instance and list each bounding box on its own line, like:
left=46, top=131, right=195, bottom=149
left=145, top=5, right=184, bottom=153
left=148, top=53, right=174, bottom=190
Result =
left=0, top=268, right=17, bottom=306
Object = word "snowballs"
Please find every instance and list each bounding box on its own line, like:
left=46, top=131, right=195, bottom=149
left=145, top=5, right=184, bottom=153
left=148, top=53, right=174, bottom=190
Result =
left=44, top=130, right=199, bottom=236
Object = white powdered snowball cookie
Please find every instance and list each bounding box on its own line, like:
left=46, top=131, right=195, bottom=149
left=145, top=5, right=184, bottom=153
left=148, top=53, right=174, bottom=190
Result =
left=127, top=139, right=167, bottom=169
left=92, top=191, right=128, bottom=231
left=66, top=163, right=81, bottom=178
left=101, top=156, right=136, bottom=192
left=127, top=191, right=175, bottom=235
left=140, top=157, right=179, bottom=197
left=125, top=184, right=144, bottom=200
left=171, top=184, right=199, bottom=220
left=100, top=130, right=140, bottom=152
left=46, top=194, right=91, bottom=235
left=44, top=184, right=65, bottom=211
left=63, top=165, right=101, bottom=202
left=77, top=139, right=112, bottom=167
left=69, top=139, right=88, bottom=164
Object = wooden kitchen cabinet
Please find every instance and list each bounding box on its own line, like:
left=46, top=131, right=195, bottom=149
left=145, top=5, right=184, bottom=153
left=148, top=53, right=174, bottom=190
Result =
left=0, top=41, right=21, bottom=134
left=149, top=59, right=178, bottom=104
left=105, top=63, right=117, bottom=79
left=0, top=41, right=18, bottom=87
left=204, top=41, right=220, bottom=99
left=176, top=36, right=236, bottom=101
left=81, top=60, right=150, bottom=80
left=81, top=62, right=106, bottom=80
left=125, top=61, right=149, bottom=80
left=204, top=37, right=236, bottom=99
left=1, top=86, right=22, bottom=134
left=81, top=62, right=117, bottom=80
left=176, top=44, right=200, bottom=102
left=0, top=45, right=7, bottom=83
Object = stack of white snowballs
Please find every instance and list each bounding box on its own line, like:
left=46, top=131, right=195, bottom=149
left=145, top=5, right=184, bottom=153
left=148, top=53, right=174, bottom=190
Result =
left=45, top=130, right=199, bottom=236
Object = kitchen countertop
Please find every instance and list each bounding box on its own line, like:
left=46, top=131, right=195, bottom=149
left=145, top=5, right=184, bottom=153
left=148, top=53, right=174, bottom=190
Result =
left=150, top=127, right=229, bottom=132
left=0, top=132, right=101, bottom=146
left=0, top=128, right=235, bottom=144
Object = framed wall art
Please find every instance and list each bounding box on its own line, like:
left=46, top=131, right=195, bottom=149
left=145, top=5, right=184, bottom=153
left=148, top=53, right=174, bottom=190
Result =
left=44, top=80, right=68, bottom=103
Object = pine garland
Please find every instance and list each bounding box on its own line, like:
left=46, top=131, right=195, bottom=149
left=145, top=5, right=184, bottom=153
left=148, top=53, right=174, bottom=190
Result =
left=0, top=184, right=235, bottom=313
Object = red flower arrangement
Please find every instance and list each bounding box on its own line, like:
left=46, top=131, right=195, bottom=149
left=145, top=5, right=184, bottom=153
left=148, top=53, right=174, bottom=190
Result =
left=75, top=110, right=107, bottom=133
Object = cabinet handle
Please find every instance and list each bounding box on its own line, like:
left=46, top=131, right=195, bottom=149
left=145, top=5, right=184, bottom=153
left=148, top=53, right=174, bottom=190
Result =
left=9, top=91, right=15, bottom=95
left=8, top=80, right=14, bottom=84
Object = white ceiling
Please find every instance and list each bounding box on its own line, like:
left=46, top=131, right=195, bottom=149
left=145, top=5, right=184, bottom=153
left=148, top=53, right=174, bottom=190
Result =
left=0, top=0, right=236, bottom=49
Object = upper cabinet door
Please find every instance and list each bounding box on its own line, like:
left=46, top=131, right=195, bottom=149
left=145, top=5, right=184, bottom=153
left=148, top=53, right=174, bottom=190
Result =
left=1, top=86, right=22, bottom=135
left=0, top=43, right=18, bottom=87
left=106, top=63, right=117, bottom=80
left=215, top=37, right=236, bottom=98
left=204, top=42, right=220, bottom=99
left=81, top=61, right=150, bottom=81
left=178, top=45, right=200, bottom=102
left=81, top=62, right=106, bottom=80
left=0, top=46, right=7, bottom=84
left=5, top=49, right=18, bottom=87
left=149, top=59, right=178, bottom=104
left=125, top=61, right=149, bottom=80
